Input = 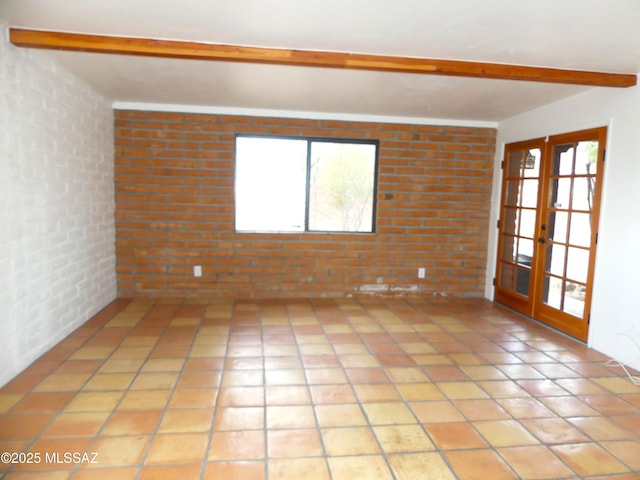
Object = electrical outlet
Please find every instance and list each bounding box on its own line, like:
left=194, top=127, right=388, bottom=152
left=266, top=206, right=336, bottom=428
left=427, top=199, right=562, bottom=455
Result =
left=418, top=267, right=426, bottom=279
left=193, top=265, right=202, bottom=277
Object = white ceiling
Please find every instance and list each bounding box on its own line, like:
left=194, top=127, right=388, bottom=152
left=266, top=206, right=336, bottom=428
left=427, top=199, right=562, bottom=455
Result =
left=2, top=0, right=640, bottom=123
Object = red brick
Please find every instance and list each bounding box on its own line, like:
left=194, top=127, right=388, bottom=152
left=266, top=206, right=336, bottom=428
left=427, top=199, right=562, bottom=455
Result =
left=114, top=109, right=496, bottom=298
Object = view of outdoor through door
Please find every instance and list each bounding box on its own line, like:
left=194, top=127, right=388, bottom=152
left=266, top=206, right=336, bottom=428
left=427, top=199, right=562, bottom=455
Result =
left=495, top=127, right=606, bottom=341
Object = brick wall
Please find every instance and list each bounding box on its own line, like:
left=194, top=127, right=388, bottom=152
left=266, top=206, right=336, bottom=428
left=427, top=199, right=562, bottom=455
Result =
left=115, top=110, right=496, bottom=298
left=1, top=22, right=116, bottom=387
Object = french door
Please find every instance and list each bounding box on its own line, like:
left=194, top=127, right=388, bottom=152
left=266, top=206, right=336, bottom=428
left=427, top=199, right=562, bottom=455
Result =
left=495, top=127, right=606, bottom=341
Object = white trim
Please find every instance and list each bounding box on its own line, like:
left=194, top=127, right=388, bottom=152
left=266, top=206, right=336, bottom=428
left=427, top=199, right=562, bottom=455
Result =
left=112, top=101, right=498, bottom=128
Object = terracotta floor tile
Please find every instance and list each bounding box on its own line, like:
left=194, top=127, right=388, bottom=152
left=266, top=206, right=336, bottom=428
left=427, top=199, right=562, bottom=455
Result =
left=567, top=416, right=637, bottom=441
left=580, top=394, right=640, bottom=415
left=145, top=433, right=208, bottom=464
left=445, top=449, right=517, bottom=480
left=204, top=461, right=265, bottom=480
left=177, top=371, right=222, bottom=389
left=268, top=428, right=324, bottom=457
left=266, top=405, right=315, bottom=429
left=169, top=388, right=218, bottom=408
left=72, top=467, right=138, bottom=480
left=410, top=401, right=465, bottom=423
left=208, top=430, right=265, bottom=460
left=214, top=406, right=265, bottom=431
left=353, top=384, right=401, bottom=403
left=473, top=419, right=540, bottom=447
left=309, top=385, right=355, bottom=404
left=461, top=365, right=509, bottom=381
left=521, top=417, right=590, bottom=444
left=388, top=452, right=457, bottom=480
left=321, top=427, right=379, bottom=456
left=0, top=414, right=53, bottom=441
left=552, top=442, right=630, bottom=476
left=497, top=397, right=556, bottom=419
left=373, top=424, right=435, bottom=453
left=10, top=392, right=74, bottom=413
left=268, top=457, right=330, bottom=480
left=158, top=408, right=214, bottom=433
left=101, top=410, right=163, bottom=435
left=98, top=358, right=145, bottom=374
left=425, top=422, right=488, bottom=450
left=2, top=298, right=639, bottom=480
left=315, top=403, right=367, bottom=427
left=83, top=373, right=136, bottom=391
left=498, top=445, right=575, bottom=479
left=33, top=374, right=91, bottom=392
left=453, top=399, right=510, bottom=421
left=86, top=435, right=149, bottom=467
left=362, top=402, right=417, bottom=425
left=328, top=455, right=394, bottom=480
left=437, top=381, right=489, bottom=400
left=218, top=386, right=265, bottom=407
left=396, top=382, right=445, bottom=401
left=517, top=379, right=570, bottom=397
left=538, top=396, right=600, bottom=417
left=601, top=440, right=640, bottom=471
left=477, top=380, right=530, bottom=398
left=117, top=389, right=172, bottom=411
left=41, top=412, right=109, bottom=438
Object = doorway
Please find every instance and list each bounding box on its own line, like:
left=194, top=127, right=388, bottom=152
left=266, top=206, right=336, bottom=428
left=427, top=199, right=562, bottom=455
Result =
left=494, top=127, right=606, bottom=341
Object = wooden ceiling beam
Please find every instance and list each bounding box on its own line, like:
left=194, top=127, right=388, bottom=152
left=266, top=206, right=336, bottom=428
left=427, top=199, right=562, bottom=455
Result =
left=9, top=28, right=637, bottom=88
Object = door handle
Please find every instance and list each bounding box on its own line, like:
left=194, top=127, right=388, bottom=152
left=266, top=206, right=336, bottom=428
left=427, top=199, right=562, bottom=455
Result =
left=538, top=237, right=546, bottom=244
left=540, top=224, right=546, bottom=231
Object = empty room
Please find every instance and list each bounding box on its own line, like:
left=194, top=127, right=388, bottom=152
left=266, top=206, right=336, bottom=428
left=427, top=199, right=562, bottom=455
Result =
left=1, top=1, right=640, bottom=479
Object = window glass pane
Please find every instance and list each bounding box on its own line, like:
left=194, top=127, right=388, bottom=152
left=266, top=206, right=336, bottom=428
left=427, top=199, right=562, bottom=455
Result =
left=235, top=137, right=307, bottom=232
left=308, top=142, right=376, bottom=232
left=549, top=178, right=571, bottom=209
left=502, top=207, right=518, bottom=235
left=505, top=180, right=521, bottom=207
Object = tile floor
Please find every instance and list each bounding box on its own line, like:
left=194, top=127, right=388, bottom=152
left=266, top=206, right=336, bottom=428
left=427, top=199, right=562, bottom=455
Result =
left=0, top=296, right=639, bottom=479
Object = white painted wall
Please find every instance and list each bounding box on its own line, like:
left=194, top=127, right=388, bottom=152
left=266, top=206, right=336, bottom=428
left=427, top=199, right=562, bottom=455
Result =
left=486, top=84, right=640, bottom=371
left=0, top=24, right=117, bottom=387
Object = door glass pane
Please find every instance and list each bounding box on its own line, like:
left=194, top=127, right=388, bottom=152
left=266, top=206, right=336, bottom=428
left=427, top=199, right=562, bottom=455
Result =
left=575, top=141, right=598, bottom=175
left=546, top=244, right=566, bottom=277
left=566, top=247, right=589, bottom=283
left=523, top=149, right=541, bottom=178
left=517, top=238, right=534, bottom=262
left=515, top=267, right=530, bottom=296
left=572, top=176, right=596, bottom=211
left=507, top=151, right=524, bottom=177
left=505, top=180, right=520, bottom=206
left=569, top=213, right=591, bottom=247
left=548, top=211, right=568, bottom=243
left=564, top=282, right=585, bottom=318
left=503, top=207, right=518, bottom=235
left=499, top=263, right=514, bottom=289
left=519, top=209, right=536, bottom=238
left=521, top=179, right=539, bottom=208
left=551, top=178, right=572, bottom=209
left=544, top=275, right=563, bottom=309
left=557, top=147, right=574, bottom=175
left=501, top=235, right=517, bottom=262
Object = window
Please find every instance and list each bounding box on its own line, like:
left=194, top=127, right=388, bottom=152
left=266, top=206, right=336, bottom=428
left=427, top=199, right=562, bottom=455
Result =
left=235, top=135, right=378, bottom=233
